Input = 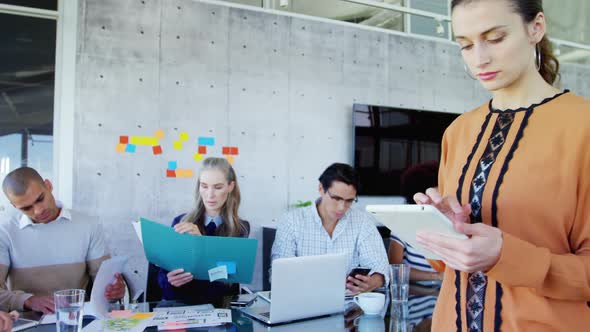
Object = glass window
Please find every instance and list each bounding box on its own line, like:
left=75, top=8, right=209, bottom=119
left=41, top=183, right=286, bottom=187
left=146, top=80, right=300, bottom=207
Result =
left=0, top=0, right=57, bottom=11
left=407, top=0, right=450, bottom=39
left=0, top=12, right=55, bottom=213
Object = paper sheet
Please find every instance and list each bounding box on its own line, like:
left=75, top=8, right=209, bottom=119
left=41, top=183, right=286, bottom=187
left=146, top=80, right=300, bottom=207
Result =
left=208, top=265, right=228, bottom=282
left=90, top=256, right=128, bottom=319
left=81, top=315, right=152, bottom=332
left=132, top=221, right=143, bottom=245
left=152, top=309, right=231, bottom=330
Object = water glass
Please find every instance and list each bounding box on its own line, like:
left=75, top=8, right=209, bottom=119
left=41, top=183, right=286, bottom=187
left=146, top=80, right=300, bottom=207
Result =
left=389, top=264, right=410, bottom=303
left=54, top=289, right=85, bottom=332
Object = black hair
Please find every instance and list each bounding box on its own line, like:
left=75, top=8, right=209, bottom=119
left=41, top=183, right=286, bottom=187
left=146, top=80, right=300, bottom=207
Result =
left=399, top=161, right=439, bottom=204
left=318, top=163, right=360, bottom=192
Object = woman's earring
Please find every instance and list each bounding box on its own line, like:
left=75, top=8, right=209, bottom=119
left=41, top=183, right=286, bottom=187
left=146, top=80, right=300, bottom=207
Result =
left=464, top=63, right=477, bottom=80
left=535, top=44, right=542, bottom=71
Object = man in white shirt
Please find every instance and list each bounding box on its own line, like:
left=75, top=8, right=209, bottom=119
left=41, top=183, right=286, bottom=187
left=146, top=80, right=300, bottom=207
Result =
left=0, top=167, right=125, bottom=313
left=271, top=163, right=389, bottom=293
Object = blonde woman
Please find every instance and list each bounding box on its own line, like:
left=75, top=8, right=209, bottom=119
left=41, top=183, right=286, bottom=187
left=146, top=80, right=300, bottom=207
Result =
left=157, top=157, right=249, bottom=307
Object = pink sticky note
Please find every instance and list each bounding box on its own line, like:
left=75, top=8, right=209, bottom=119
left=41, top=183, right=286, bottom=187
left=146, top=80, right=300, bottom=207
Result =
left=109, top=310, right=133, bottom=318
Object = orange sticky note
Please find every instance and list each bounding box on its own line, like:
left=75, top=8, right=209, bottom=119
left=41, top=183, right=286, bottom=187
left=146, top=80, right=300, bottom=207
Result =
left=230, top=147, right=239, bottom=155
left=129, top=313, right=154, bottom=320
left=226, top=156, right=235, bottom=164
left=154, top=129, right=165, bottom=140
left=198, top=146, right=207, bottom=154
left=176, top=169, right=194, bottom=178
left=119, top=136, right=129, bottom=144
left=109, top=310, right=132, bottom=318
left=222, top=147, right=230, bottom=155
left=194, top=153, right=203, bottom=161
left=166, top=170, right=176, bottom=178
left=116, top=144, right=127, bottom=153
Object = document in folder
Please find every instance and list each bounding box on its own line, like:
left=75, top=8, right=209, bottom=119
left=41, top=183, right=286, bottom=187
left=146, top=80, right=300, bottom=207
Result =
left=140, top=217, right=257, bottom=284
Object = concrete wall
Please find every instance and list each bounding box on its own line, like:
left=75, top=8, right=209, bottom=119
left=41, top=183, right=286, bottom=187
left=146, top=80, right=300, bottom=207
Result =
left=72, top=0, right=590, bottom=293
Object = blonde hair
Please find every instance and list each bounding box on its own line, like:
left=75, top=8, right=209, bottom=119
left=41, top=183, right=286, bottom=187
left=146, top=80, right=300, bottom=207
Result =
left=180, top=157, right=245, bottom=237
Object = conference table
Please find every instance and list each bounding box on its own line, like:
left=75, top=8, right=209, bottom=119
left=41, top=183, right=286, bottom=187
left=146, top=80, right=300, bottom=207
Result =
left=21, top=286, right=438, bottom=332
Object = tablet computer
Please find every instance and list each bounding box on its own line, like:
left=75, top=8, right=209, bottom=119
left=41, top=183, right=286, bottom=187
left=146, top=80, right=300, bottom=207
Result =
left=366, top=204, right=468, bottom=260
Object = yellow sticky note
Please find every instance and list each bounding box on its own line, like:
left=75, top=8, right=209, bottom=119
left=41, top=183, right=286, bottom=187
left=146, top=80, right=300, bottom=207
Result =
left=116, top=144, right=126, bottom=153
left=176, top=169, right=194, bottom=178
left=179, top=132, right=189, bottom=142
left=226, top=156, right=235, bottom=164
left=193, top=153, right=203, bottom=161
left=130, top=136, right=158, bottom=146
left=173, top=141, right=183, bottom=150
left=154, top=129, right=165, bottom=140
left=129, top=313, right=154, bottom=320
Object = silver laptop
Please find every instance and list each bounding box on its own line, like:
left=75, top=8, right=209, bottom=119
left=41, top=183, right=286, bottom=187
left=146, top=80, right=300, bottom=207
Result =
left=241, top=253, right=347, bottom=325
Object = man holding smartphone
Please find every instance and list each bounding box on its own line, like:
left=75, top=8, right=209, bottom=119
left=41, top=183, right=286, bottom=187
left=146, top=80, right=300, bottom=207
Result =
left=271, top=163, right=389, bottom=294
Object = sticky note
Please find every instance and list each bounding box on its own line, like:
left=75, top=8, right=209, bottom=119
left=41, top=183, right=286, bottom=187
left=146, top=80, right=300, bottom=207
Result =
left=216, top=261, right=237, bottom=274
left=168, top=161, right=177, bottom=170
left=179, top=132, right=189, bottom=142
left=119, top=136, right=129, bottom=144
left=230, top=147, right=239, bottom=155
left=194, top=153, right=203, bottom=161
left=198, top=146, right=207, bottom=154
left=130, top=136, right=158, bottom=146
left=109, top=310, right=132, bottom=318
left=198, top=137, right=215, bottom=146
left=129, top=313, right=154, bottom=320
left=116, top=144, right=126, bottom=153
left=222, top=147, right=230, bottom=155
left=152, top=145, right=162, bottom=155
left=173, top=141, right=183, bottom=150
left=166, top=170, right=176, bottom=178
left=176, top=169, right=194, bottom=178
left=154, top=129, right=165, bottom=140
left=125, top=144, right=136, bottom=153
left=226, top=156, right=235, bottom=164
left=208, top=265, right=228, bottom=282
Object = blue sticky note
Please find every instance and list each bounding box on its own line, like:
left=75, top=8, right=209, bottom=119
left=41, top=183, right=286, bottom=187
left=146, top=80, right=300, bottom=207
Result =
left=216, top=261, right=237, bottom=275
left=125, top=144, right=136, bottom=153
left=168, top=161, right=177, bottom=170
left=198, top=137, right=215, bottom=146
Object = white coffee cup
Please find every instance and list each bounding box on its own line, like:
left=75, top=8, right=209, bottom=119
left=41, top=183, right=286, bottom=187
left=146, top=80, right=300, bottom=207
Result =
left=353, top=292, right=385, bottom=315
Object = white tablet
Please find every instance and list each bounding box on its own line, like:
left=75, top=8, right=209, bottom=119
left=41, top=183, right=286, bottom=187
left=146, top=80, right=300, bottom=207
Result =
left=366, top=204, right=468, bottom=260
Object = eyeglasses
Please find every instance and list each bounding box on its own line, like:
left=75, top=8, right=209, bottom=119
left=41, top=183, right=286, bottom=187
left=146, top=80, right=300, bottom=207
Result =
left=326, top=190, right=358, bottom=206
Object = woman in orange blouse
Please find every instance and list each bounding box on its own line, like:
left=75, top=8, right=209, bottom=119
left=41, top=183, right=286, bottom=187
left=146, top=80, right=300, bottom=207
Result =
left=413, top=0, right=590, bottom=331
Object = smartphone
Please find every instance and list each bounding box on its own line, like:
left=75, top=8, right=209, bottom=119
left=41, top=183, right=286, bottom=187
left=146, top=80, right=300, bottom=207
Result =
left=230, top=293, right=257, bottom=307
left=348, top=267, right=371, bottom=279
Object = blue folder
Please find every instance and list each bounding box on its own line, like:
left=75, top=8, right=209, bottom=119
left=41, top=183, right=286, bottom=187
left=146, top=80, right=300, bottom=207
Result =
left=140, top=217, right=258, bottom=284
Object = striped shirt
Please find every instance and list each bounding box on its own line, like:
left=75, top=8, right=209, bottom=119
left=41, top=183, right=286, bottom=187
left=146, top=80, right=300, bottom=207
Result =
left=390, top=234, right=436, bottom=272
left=271, top=200, right=389, bottom=284
left=0, top=201, right=109, bottom=311
left=408, top=295, right=438, bottom=327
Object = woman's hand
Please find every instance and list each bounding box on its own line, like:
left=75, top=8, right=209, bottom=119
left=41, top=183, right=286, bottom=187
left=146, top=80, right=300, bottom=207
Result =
left=174, top=222, right=202, bottom=235
left=413, top=188, right=503, bottom=273
left=167, top=268, right=194, bottom=287
left=417, top=222, right=502, bottom=273
left=413, top=187, right=471, bottom=224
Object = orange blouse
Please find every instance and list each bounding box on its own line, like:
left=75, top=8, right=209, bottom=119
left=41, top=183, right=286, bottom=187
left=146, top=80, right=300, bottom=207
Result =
left=432, top=91, right=590, bottom=331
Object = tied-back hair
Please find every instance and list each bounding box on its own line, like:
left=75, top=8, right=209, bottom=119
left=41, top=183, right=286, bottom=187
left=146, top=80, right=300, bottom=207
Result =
left=451, top=0, right=560, bottom=85
left=180, top=157, right=246, bottom=237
